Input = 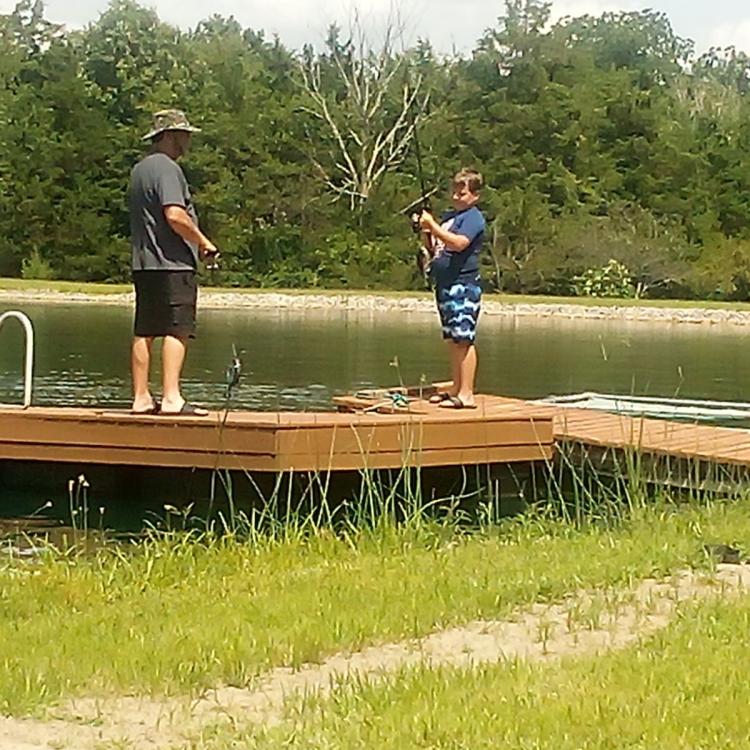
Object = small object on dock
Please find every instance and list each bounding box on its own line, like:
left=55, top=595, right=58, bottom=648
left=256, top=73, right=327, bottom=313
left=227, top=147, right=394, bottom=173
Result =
left=363, top=391, right=411, bottom=414
left=703, top=543, right=744, bottom=565
left=335, top=392, right=425, bottom=415
left=336, top=381, right=452, bottom=414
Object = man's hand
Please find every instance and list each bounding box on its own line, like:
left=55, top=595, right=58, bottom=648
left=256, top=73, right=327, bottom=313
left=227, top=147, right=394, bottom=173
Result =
left=199, top=239, right=219, bottom=261
left=199, top=241, right=220, bottom=270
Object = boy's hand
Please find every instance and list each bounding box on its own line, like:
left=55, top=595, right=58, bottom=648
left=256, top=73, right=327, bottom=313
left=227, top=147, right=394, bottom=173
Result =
left=419, top=210, right=437, bottom=231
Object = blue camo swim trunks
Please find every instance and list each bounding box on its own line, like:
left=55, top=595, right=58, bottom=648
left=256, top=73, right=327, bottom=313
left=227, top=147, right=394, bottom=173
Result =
left=436, top=281, right=482, bottom=344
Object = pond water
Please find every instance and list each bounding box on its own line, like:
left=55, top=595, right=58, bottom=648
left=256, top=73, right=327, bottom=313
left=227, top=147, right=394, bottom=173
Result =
left=0, top=302, right=748, bottom=410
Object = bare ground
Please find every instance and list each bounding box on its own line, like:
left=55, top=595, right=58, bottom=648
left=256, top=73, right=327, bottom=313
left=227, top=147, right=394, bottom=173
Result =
left=2, top=564, right=749, bottom=750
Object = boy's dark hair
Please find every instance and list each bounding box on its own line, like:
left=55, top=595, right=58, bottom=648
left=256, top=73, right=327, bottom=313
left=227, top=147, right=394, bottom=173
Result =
left=453, top=168, right=483, bottom=194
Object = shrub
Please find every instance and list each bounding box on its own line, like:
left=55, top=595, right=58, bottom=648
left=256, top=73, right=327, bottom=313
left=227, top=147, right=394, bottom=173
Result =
left=20, top=250, right=55, bottom=281
left=574, top=259, right=636, bottom=298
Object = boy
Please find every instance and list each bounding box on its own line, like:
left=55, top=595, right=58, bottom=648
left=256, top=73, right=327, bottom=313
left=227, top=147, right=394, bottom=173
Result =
left=419, top=168, right=485, bottom=409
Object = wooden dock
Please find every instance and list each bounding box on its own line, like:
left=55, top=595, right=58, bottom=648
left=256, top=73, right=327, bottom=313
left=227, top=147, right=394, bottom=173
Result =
left=0, top=395, right=553, bottom=473
left=2, top=389, right=750, bottom=477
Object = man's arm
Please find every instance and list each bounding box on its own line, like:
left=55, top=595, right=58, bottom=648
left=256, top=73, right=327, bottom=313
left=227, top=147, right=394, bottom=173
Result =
left=164, top=205, right=217, bottom=257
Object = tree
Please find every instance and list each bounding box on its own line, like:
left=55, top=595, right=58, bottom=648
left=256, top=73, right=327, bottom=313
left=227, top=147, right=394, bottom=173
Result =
left=297, top=18, right=428, bottom=211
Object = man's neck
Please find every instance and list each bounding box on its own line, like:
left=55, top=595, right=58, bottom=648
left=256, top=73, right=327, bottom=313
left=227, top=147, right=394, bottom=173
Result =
left=153, top=144, right=179, bottom=161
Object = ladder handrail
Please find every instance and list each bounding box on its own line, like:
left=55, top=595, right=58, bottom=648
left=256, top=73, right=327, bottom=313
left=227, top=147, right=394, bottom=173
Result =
left=0, top=310, right=34, bottom=408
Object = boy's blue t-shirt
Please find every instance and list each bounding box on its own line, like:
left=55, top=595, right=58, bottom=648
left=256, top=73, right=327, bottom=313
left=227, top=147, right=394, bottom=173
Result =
left=429, top=206, right=486, bottom=287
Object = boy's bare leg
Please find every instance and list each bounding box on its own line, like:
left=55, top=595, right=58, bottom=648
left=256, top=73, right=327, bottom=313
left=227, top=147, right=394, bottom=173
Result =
left=454, top=341, right=477, bottom=406
left=160, top=335, right=187, bottom=412
left=447, top=339, right=461, bottom=396
left=131, top=336, right=155, bottom=412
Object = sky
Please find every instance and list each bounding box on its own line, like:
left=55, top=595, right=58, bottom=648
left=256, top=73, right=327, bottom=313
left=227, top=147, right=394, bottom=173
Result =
left=2, top=0, right=750, bottom=57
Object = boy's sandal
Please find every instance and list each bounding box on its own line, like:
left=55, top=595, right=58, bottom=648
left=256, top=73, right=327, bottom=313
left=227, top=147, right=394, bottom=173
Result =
left=428, top=392, right=452, bottom=404
left=439, top=396, right=477, bottom=410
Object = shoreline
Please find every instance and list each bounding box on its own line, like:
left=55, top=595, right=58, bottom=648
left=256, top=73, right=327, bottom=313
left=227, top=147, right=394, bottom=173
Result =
left=2, top=288, right=750, bottom=326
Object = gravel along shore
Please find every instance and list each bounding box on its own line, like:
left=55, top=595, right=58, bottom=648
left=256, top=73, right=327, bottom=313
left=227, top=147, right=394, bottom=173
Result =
left=2, top=289, right=750, bottom=326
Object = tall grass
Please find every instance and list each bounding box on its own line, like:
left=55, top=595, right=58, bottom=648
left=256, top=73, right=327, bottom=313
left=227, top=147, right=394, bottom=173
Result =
left=2, top=460, right=749, bottom=717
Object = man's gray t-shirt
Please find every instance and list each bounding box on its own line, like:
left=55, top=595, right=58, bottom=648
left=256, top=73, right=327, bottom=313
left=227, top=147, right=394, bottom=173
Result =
left=129, top=152, right=199, bottom=271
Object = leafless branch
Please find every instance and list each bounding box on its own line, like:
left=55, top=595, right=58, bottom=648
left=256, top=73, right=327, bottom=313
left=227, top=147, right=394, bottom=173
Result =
left=296, top=9, right=429, bottom=211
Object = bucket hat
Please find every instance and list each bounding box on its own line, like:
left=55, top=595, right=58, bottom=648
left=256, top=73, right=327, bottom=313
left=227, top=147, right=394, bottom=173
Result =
left=142, top=109, right=201, bottom=141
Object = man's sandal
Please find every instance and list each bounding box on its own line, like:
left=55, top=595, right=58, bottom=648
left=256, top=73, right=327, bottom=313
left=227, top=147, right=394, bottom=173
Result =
left=161, top=401, right=209, bottom=417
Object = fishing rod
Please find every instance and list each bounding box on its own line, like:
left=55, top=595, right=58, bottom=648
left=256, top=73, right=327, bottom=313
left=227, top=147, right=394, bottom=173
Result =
left=404, top=76, right=434, bottom=283
left=207, top=343, right=243, bottom=527
left=410, top=106, right=429, bottom=229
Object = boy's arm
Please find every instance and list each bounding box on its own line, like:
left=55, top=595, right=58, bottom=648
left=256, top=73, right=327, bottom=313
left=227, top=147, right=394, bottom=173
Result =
left=420, top=210, right=485, bottom=253
left=419, top=211, right=470, bottom=252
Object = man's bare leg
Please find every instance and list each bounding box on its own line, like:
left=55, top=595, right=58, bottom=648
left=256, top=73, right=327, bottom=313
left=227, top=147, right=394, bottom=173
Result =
left=160, top=335, right=187, bottom=412
left=448, top=339, right=461, bottom=396
left=160, top=335, right=208, bottom=415
left=131, top=336, right=156, bottom=412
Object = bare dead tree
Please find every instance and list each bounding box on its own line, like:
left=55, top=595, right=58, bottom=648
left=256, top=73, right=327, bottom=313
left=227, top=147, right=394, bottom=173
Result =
left=297, top=12, right=429, bottom=211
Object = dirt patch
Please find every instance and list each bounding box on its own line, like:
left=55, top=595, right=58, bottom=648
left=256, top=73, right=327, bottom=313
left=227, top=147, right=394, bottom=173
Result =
left=2, top=564, right=749, bottom=750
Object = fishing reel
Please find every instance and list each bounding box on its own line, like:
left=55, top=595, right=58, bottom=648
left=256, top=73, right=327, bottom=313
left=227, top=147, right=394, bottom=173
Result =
left=203, top=246, right=220, bottom=271
left=409, top=202, right=431, bottom=235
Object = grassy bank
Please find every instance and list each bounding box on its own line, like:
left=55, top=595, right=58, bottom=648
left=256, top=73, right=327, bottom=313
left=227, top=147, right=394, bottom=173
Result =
left=2, top=498, right=750, bottom=719
left=0, top=278, right=132, bottom=295
left=243, top=594, right=750, bottom=749
left=4, top=276, right=750, bottom=311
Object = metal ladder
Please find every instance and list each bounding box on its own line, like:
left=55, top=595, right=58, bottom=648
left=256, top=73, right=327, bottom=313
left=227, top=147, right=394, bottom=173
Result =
left=0, top=310, right=34, bottom=408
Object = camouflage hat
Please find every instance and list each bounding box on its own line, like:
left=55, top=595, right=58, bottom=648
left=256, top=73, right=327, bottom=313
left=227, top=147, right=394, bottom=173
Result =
left=142, top=109, right=201, bottom=141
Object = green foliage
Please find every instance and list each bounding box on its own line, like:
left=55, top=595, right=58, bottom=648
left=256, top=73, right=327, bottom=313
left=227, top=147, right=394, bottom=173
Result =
left=1, top=0, right=750, bottom=297
left=574, top=259, right=635, bottom=298
left=20, top=249, right=54, bottom=280
left=310, top=230, right=413, bottom=289
left=688, top=237, right=750, bottom=301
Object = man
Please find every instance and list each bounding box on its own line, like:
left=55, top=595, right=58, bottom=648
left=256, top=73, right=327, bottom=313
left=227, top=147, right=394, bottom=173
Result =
left=128, top=109, right=217, bottom=416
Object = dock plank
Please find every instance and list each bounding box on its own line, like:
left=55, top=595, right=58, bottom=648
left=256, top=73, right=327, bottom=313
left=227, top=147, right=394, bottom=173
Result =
left=554, top=406, right=750, bottom=466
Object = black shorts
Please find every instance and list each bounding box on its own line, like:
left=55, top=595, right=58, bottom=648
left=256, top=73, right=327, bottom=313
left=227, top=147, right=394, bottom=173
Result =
left=133, top=270, right=197, bottom=338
